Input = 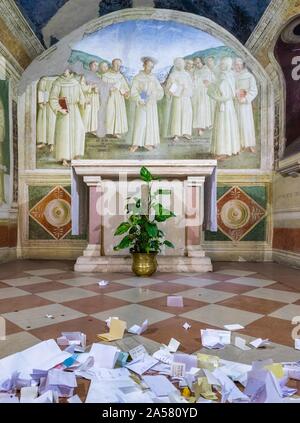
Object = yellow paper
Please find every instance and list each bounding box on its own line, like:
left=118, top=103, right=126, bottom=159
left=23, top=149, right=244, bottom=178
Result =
left=197, top=353, right=220, bottom=370
left=97, top=319, right=126, bottom=342
left=264, top=363, right=284, bottom=379
left=192, top=377, right=217, bottom=401
left=197, top=377, right=218, bottom=400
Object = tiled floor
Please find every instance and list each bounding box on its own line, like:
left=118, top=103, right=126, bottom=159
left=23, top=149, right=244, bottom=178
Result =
left=1, top=259, right=300, bottom=367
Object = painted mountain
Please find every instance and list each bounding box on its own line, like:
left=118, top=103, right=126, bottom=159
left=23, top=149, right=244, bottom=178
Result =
left=68, top=45, right=235, bottom=82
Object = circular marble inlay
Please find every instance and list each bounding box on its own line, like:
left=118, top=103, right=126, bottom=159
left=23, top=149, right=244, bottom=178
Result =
left=43, top=199, right=71, bottom=227
left=220, top=199, right=250, bottom=229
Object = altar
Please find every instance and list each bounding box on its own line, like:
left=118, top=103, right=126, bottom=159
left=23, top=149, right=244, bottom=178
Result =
left=72, top=160, right=217, bottom=273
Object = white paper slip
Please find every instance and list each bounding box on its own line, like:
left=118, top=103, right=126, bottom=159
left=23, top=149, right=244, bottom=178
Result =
left=183, top=322, right=191, bottom=330
left=67, top=395, right=82, bottom=403
left=128, top=319, right=148, bottom=335
left=224, top=324, right=244, bottom=331
left=171, top=362, right=186, bottom=378
left=201, top=329, right=230, bottom=349
left=187, top=367, right=201, bottom=377
left=244, top=369, right=283, bottom=403
left=283, top=362, right=300, bottom=380
left=0, top=393, right=19, bottom=403
left=33, top=390, right=56, bottom=403
left=213, top=368, right=249, bottom=403
left=98, top=280, right=109, bottom=286
left=94, top=368, right=130, bottom=381
left=129, top=345, right=147, bottom=361
left=219, top=359, right=251, bottom=383
left=163, top=338, right=180, bottom=353
left=89, top=343, right=119, bottom=369
left=86, top=380, right=133, bottom=403
left=126, top=355, right=158, bottom=376
left=249, top=338, right=270, bottom=349
left=0, top=339, right=72, bottom=386
left=143, top=375, right=177, bottom=397
left=20, top=387, right=38, bottom=403
left=47, top=369, right=77, bottom=388
left=167, top=296, right=184, bottom=307
left=173, top=353, right=197, bottom=372
left=234, top=337, right=251, bottom=351
left=151, top=363, right=171, bottom=374
left=295, top=339, right=300, bottom=351
left=152, top=349, right=173, bottom=365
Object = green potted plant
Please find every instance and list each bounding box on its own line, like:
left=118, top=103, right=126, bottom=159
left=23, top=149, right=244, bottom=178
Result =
left=113, top=166, right=176, bottom=276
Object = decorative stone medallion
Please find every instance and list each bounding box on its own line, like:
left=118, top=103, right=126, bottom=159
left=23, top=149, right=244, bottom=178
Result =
left=217, top=186, right=266, bottom=241
left=29, top=186, right=71, bottom=240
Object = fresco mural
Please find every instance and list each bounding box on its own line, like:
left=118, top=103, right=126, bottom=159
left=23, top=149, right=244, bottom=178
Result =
left=0, top=80, right=10, bottom=205
left=36, top=19, right=260, bottom=169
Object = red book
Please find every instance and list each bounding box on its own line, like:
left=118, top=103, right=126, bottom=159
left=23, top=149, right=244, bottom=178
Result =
left=59, top=97, right=68, bottom=112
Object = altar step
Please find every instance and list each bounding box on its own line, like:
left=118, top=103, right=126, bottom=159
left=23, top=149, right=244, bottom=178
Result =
left=74, top=254, right=212, bottom=273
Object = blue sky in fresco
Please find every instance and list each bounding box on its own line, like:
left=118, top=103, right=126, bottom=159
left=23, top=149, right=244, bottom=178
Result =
left=74, top=19, right=224, bottom=70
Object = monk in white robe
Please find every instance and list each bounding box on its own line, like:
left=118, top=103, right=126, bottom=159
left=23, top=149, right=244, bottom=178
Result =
left=102, top=59, right=129, bottom=138
left=97, top=62, right=109, bottom=79
left=37, top=76, right=57, bottom=150
left=208, top=57, right=240, bottom=158
left=192, top=57, right=212, bottom=135
left=50, top=69, right=85, bottom=166
left=166, top=57, right=193, bottom=141
left=185, top=59, right=194, bottom=78
left=82, top=61, right=100, bottom=133
left=130, top=57, right=164, bottom=152
left=234, top=58, right=258, bottom=153
left=0, top=99, right=4, bottom=204
left=206, top=57, right=217, bottom=120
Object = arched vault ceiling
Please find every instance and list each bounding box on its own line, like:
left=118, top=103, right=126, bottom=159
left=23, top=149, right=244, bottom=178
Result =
left=15, top=0, right=271, bottom=47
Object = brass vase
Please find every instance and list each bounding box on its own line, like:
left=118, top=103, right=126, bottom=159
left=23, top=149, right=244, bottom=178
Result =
left=131, top=252, right=158, bottom=277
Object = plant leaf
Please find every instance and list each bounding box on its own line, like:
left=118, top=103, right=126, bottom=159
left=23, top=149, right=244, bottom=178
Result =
left=140, top=166, right=153, bottom=182
left=113, top=235, right=133, bottom=251
left=145, top=221, right=158, bottom=237
left=164, top=240, right=175, bottom=248
left=114, top=222, right=131, bottom=236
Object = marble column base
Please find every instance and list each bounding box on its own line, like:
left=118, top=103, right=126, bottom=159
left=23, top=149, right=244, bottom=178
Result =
left=74, top=253, right=212, bottom=273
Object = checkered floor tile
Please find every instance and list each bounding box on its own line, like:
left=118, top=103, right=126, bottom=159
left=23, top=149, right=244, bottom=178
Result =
left=0, top=259, right=300, bottom=359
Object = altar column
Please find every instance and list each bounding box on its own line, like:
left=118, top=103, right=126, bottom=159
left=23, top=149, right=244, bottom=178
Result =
left=186, top=176, right=205, bottom=257
left=83, top=176, right=102, bottom=257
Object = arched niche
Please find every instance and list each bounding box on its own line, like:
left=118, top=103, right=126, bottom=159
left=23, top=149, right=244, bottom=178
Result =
left=18, top=8, right=274, bottom=172
left=274, top=16, right=300, bottom=158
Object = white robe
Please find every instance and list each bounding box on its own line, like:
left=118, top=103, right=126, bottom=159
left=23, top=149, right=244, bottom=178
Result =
left=204, top=65, right=217, bottom=122
left=167, top=70, right=193, bottom=137
left=102, top=71, right=129, bottom=135
left=37, top=76, right=57, bottom=145
left=208, top=71, right=240, bottom=156
left=50, top=75, right=85, bottom=161
left=192, top=67, right=212, bottom=130
left=0, top=99, right=4, bottom=204
left=235, top=69, right=258, bottom=149
left=80, top=77, right=99, bottom=133
left=131, top=71, right=164, bottom=147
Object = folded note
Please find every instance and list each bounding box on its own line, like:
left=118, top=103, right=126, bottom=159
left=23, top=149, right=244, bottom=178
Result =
left=249, top=338, right=270, bottom=349
left=128, top=319, right=148, bottom=335
left=167, top=296, right=184, bottom=307
left=97, top=319, right=126, bottom=342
